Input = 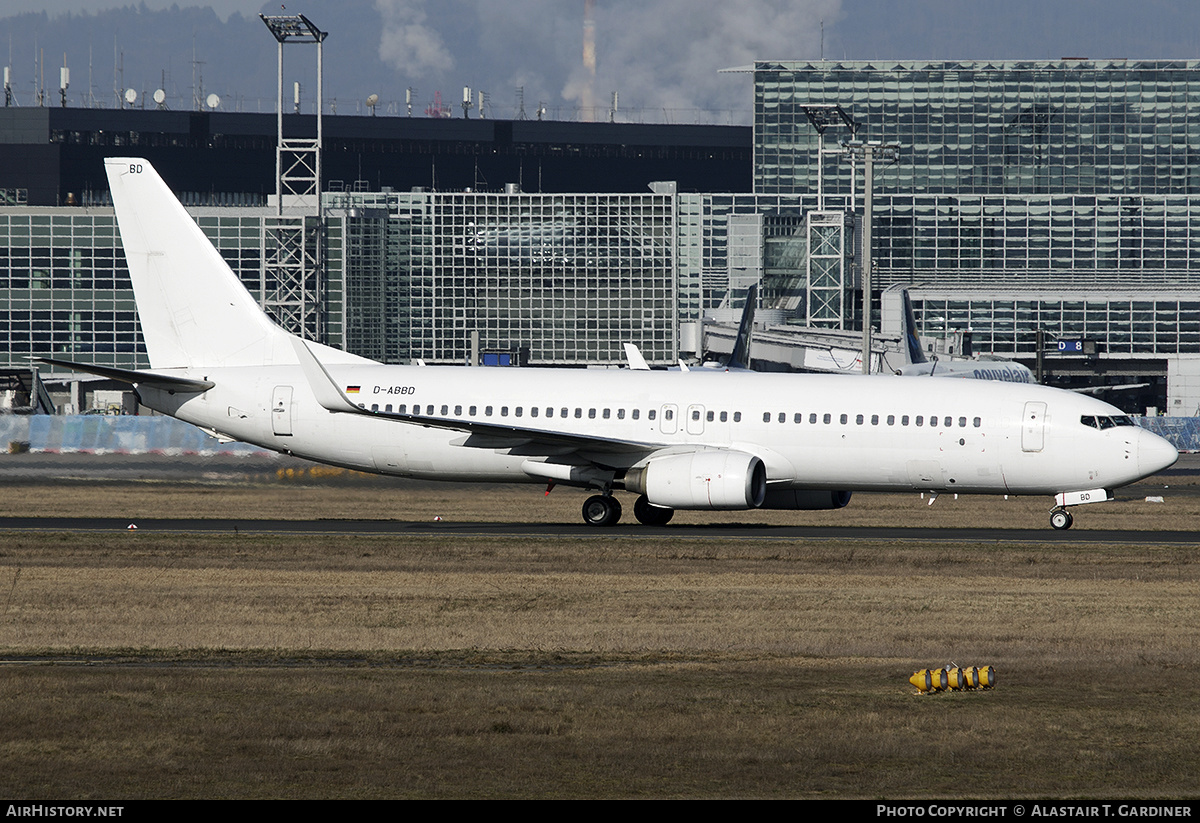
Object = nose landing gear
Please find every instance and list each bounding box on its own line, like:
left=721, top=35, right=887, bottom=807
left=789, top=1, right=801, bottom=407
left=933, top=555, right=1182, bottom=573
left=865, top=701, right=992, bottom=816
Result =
left=1049, top=507, right=1074, bottom=530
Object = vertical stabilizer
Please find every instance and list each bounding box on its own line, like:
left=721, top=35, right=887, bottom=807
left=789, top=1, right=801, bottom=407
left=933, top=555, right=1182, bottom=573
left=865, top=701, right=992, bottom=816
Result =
left=105, top=157, right=290, bottom=369
left=726, top=283, right=757, bottom=370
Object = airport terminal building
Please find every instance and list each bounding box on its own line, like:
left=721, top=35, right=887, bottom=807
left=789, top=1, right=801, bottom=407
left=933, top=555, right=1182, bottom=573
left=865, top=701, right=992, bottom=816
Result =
left=5, top=59, right=1200, bottom=412
left=754, top=59, right=1200, bottom=408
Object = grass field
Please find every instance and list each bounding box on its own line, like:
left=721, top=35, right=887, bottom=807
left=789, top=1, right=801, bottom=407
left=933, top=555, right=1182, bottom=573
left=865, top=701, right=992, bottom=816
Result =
left=2, top=478, right=1199, bottom=798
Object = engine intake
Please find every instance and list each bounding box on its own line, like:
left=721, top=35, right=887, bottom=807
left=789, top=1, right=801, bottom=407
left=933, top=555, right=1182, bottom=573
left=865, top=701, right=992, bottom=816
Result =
left=624, top=450, right=767, bottom=510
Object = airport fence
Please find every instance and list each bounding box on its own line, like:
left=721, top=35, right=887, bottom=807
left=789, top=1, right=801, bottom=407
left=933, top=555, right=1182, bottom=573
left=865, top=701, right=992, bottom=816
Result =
left=0, top=415, right=271, bottom=456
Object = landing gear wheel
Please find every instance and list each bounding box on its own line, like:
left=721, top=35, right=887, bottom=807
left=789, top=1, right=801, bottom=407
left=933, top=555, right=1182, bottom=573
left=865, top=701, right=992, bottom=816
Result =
left=582, top=494, right=622, bottom=527
left=633, top=495, right=674, bottom=526
left=1050, top=509, right=1073, bottom=530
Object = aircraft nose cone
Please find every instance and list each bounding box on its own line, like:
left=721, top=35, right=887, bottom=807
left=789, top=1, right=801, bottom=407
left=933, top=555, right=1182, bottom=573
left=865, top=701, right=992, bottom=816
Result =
left=1138, top=428, right=1179, bottom=477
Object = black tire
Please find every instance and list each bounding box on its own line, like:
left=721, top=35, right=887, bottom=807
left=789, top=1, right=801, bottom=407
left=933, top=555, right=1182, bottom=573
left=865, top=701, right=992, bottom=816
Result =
left=633, top=494, right=674, bottom=526
left=1050, top=509, right=1073, bottom=530
left=582, top=494, right=622, bottom=527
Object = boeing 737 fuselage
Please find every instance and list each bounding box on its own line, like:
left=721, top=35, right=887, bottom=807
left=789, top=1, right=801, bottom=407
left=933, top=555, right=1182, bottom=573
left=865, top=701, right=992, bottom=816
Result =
left=44, top=159, right=1179, bottom=530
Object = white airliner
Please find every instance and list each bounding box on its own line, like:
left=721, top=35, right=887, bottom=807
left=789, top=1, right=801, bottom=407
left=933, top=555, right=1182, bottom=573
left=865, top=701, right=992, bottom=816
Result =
left=42, top=159, right=1179, bottom=530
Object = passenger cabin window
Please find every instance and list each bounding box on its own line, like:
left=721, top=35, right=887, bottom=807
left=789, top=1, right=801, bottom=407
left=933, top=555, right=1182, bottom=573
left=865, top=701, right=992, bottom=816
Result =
left=720, top=411, right=728, bottom=422
left=733, top=412, right=741, bottom=422
left=649, top=410, right=657, bottom=420
left=454, top=405, right=462, bottom=415
left=763, top=412, right=771, bottom=423
left=632, top=409, right=640, bottom=420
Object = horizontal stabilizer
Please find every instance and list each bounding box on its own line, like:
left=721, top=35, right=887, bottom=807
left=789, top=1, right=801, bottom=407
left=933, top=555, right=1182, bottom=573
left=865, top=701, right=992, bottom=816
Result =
left=36, top=357, right=214, bottom=393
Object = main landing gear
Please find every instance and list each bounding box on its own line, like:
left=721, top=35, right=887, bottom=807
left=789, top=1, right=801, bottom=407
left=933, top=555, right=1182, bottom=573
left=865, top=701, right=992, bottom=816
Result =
left=582, top=494, right=622, bottom=527
left=1049, top=507, right=1074, bottom=530
left=581, top=493, right=676, bottom=527
left=633, top=494, right=674, bottom=526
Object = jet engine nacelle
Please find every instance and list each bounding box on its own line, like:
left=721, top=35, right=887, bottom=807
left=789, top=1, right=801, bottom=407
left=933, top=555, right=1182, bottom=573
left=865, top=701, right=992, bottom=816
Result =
left=760, top=489, right=853, bottom=510
left=624, top=450, right=767, bottom=510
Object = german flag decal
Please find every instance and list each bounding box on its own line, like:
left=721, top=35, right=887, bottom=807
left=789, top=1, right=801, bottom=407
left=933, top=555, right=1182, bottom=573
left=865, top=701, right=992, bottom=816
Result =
left=346, top=386, right=361, bottom=394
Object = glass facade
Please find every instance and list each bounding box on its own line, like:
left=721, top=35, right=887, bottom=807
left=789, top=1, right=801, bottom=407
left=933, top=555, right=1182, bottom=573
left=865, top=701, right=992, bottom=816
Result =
left=0, top=206, right=324, bottom=370
left=338, top=192, right=678, bottom=365
left=754, top=60, right=1200, bottom=358
left=755, top=59, right=1200, bottom=198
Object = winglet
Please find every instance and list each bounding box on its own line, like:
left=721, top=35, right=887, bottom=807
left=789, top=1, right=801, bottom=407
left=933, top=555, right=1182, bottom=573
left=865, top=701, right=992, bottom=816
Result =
left=290, top=336, right=362, bottom=414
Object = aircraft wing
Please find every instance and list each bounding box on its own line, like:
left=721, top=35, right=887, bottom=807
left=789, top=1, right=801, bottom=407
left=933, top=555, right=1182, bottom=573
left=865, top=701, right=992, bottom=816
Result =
left=291, top=338, right=659, bottom=457
left=1069, top=382, right=1150, bottom=395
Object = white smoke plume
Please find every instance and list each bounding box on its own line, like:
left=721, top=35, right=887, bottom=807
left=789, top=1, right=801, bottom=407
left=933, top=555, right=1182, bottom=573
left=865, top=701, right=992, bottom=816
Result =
left=374, top=0, right=841, bottom=123
left=376, top=0, right=455, bottom=77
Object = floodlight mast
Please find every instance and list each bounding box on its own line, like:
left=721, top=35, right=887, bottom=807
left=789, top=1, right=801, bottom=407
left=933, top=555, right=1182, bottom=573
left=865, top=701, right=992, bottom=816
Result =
left=259, top=13, right=326, bottom=216
left=259, top=13, right=328, bottom=344
left=799, top=104, right=857, bottom=211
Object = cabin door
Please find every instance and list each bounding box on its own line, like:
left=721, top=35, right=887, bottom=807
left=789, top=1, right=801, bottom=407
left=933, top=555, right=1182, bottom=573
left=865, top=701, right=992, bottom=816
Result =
left=686, top=404, right=706, bottom=435
left=659, top=404, right=679, bottom=435
left=1021, top=401, right=1047, bottom=453
left=271, top=385, right=293, bottom=436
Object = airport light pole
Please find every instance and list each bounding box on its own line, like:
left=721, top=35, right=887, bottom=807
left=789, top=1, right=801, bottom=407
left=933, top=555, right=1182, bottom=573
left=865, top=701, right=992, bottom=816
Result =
left=840, top=140, right=901, bottom=374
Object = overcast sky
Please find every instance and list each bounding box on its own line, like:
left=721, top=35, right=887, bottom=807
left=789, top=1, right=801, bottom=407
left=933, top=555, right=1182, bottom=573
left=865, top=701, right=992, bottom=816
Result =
left=1, top=1, right=1198, bottom=122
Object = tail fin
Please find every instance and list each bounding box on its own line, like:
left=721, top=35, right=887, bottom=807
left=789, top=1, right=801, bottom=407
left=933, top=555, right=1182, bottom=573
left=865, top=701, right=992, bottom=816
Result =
left=105, top=158, right=290, bottom=369
left=901, top=290, right=926, bottom=365
left=726, top=283, right=756, bottom=370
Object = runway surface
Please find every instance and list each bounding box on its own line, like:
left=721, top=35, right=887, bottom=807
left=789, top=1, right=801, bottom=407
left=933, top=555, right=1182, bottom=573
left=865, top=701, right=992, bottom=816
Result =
left=1, top=515, right=1197, bottom=544
left=2, top=451, right=1198, bottom=544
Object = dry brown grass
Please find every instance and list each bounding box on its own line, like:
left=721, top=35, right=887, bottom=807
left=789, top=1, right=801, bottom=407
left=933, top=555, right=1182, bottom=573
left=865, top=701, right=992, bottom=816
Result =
left=2, top=521, right=1199, bottom=798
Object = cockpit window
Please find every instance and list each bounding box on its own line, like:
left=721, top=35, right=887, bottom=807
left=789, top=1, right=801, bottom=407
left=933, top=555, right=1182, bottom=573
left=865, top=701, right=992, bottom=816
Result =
left=1082, top=414, right=1137, bottom=429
